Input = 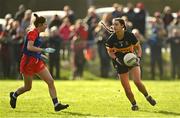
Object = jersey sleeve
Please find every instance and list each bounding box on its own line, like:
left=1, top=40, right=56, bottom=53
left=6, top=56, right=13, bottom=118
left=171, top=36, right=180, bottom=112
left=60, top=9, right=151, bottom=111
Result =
left=27, top=31, right=38, bottom=41
left=130, top=32, right=139, bottom=45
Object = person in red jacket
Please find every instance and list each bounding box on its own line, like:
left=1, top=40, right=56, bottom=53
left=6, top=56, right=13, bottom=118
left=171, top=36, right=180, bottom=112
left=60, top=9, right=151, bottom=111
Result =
left=9, top=14, right=69, bottom=112
left=71, top=19, right=88, bottom=80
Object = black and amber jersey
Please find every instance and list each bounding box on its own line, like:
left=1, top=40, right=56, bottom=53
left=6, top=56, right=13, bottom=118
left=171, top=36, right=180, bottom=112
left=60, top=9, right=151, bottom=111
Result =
left=105, top=31, right=139, bottom=74
left=105, top=31, right=139, bottom=57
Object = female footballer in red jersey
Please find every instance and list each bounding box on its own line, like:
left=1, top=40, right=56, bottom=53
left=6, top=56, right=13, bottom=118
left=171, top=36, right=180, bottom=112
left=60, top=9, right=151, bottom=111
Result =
left=9, top=14, right=69, bottom=112
left=104, top=18, right=156, bottom=110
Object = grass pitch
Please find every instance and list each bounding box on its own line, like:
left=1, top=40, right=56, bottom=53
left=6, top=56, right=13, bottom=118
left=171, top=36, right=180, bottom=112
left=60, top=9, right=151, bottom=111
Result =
left=0, top=79, right=180, bottom=118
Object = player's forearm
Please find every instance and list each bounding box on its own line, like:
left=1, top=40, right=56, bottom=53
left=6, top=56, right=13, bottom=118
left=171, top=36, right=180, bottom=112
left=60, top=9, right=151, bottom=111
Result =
left=106, top=47, right=116, bottom=59
left=27, top=45, right=43, bottom=52
left=136, top=44, right=142, bottom=57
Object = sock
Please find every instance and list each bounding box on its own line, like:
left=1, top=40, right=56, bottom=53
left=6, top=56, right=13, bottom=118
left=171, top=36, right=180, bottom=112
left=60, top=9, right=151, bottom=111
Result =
left=52, top=98, right=59, bottom=107
left=13, top=92, right=19, bottom=99
left=131, top=101, right=137, bottom=106
left=145, top=94, right=151, bottom=99
left=143, top=92, right=148, bottom=98
left=144, top=94, right=150, bottom=99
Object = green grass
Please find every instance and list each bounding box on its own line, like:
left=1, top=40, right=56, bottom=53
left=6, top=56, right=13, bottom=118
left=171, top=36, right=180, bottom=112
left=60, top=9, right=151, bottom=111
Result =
left=0, top=79, right=180, bottom=118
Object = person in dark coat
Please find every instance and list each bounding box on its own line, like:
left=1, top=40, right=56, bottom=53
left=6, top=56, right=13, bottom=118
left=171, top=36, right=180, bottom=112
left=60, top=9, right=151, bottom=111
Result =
left=166, top=29, right=180, bottom=79
left=48, top=26, right=62, bottom=79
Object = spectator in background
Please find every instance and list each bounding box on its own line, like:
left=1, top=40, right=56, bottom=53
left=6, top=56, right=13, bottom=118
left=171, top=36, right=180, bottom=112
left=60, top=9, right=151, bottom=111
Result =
left=49, top=14, right=62, bottom=29
left=162, top=6, right=174, bottom=31
left=0, top=27, right=11, bottom=78
left=63, top=5, right=75, bottom=25
left=71, top=19, right=88, bottom=80
left=111, top=3, right=124, bottom=19
left=166, top=28, right=180, bottom=79
left=153, top=12, right=166, bottom=32
left=134, top=2, right=146, bottom=36
left=84, top=6, right=100, bottom=60
left=59, top=17, right=71, bottom=60
left=48, top=26, right=62, bottom=79
left=4, top=13, right=12, bottom=29
left=124, top=2, right=136, bottom=29
left=147, top=12, right=166, bottom=79
left=95, top=14, right=111, bottom=78
left=84, top=6, right=100, bottom=44
left=9, top=20, right=24, bottom=78
left=167, top=13, right=180, bottom=37
left=21, top=9, right=32, bottom=32
left=0, top=15, right=13, bottom=78
left=121, top=16, right=133, bottom=32
left=14, top=4, right=26, bottom=23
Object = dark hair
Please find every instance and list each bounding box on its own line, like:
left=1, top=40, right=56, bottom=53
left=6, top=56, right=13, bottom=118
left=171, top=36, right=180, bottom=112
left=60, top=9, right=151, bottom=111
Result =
left=33, top=14, right=46, bottom=27
left=113, top=18, right=126, bottom=30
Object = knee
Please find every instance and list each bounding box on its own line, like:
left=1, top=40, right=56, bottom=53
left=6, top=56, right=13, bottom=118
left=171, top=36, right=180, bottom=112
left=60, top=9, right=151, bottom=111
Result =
left=47, top=78, right=54, bottom=87
left=24, top=86, right=32, bottom=91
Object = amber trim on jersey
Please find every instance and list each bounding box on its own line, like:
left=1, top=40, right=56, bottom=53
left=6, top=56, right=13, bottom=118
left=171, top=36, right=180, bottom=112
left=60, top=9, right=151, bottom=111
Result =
left=106, top=41, right=139, bottom=53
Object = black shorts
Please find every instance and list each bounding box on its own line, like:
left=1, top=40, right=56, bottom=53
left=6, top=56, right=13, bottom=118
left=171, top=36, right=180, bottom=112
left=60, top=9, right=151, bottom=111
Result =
left=112, top=59, right=133, bottom=74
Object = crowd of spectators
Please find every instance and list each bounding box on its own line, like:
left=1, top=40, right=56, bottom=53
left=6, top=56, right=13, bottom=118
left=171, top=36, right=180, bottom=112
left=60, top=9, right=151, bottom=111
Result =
left=0, top=3, right=179, bottom=80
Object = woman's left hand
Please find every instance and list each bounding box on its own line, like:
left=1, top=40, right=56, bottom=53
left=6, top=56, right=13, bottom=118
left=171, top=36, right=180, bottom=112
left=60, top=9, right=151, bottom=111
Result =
left=133, top=57, right=141, bottom=66
left=41, top=54, right=49, bottom=64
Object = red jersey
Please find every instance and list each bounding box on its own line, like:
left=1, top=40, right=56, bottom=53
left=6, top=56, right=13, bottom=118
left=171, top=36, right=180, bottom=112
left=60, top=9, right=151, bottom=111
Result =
left=20, top=28, right=45, bottom=76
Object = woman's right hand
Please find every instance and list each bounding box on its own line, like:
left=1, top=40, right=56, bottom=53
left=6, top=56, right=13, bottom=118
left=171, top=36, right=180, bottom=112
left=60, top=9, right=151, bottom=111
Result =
left=41, top=54, right=49, bottom=63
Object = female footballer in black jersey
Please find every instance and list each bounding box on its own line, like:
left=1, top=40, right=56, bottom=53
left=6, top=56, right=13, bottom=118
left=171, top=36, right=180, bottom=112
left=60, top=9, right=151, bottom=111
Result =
left=104, top=18, right=156, bottom=111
